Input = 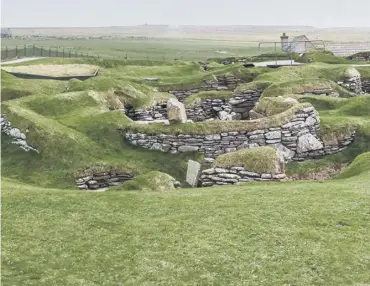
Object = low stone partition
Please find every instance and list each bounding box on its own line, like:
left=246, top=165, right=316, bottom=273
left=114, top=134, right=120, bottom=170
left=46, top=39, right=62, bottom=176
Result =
left=199, top=167, right=286, bottom=187
left=1, top=114, right=39, bottom=153
left=125, top=102, right=167, bottom=121
left=122, top=105, right=355, bottom=163
left=74, top=166, right=134, bottom=190
left=299, top=88, right=339, bottom=97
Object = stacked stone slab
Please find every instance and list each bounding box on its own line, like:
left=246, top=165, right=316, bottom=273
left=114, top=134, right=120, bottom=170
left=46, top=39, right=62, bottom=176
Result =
left=125, top=90, right=262, bottom=122
left=199, top=167, right=287, bottom=187
left=1, top=114, right=39, bottom=153
left=122, top=106, right=355, bottom=163
left=75, top=171, right=134, bottom=190
left=362, top=79, right=370, bottom=93
left=299, top=88, right=339, bottom=97
left=125, top=102, right=167, bottom=121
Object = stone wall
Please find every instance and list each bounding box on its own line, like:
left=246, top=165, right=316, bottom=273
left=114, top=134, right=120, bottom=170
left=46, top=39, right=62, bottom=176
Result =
left=168, top=74, right=241, bottom=102
left=125, top=90, right=262, bottom=122
left=75, top=171, right=134, bottom=190
left=125, top=102, right=167, bottom=121
left=1, top=114, right=39, bottom=153
left=122, top=106, right=355, bottom=163
left=362, top=80, right=370, bottom=93
left=199, top=167, right=287, bottom=187
left=300, top=88, right=339, bottom=97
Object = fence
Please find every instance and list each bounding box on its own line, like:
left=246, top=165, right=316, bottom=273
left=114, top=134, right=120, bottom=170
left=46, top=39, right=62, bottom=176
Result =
left=325, top=42, right=370, bottom=57
left=1, top=45, right=97, bottom=61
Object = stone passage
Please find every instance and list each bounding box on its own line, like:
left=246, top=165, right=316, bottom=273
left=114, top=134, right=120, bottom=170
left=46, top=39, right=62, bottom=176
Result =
left=75, top=171, right=134, bottom=190
left=1, top=114, right=39, bottom=153
left=123, top=106, right=355, bottom=163
left=199, top=167, right=287, bottom=187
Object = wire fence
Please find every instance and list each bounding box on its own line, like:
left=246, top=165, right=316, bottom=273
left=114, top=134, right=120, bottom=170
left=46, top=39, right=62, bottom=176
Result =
left=1, top=45, right=97, bottom=61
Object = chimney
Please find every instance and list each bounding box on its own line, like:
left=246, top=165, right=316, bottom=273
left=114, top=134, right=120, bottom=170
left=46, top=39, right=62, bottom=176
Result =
left=280, top=32, right=289, bottom=51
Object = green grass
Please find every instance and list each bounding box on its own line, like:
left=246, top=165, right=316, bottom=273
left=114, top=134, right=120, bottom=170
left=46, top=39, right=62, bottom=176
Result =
left=2, top=51, right=370, bottom=285
left=213, top=146, right=281, bottom=174
left=2, top=173, right=370, bottom=285
left=1, top=38, right=273, bottom=61
left=295, top=50, right=370, bottom=65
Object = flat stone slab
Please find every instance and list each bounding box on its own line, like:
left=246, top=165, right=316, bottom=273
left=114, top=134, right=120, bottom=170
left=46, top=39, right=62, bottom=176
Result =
left=186, top=160, right=201, bottom=187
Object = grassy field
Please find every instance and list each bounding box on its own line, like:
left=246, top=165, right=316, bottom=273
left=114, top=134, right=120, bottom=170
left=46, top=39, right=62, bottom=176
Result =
left=2, top=171, right=370, bottom=285
left=1, top=38, right=274, bottom=61
left=2, top=54, right=370, bottom=285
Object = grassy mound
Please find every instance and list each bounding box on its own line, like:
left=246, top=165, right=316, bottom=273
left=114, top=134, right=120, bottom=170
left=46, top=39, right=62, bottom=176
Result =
left=213, top=146, right=282, bottom=174
left=118, top=171, right=178, bottom=192
left=336, top=152, right=370, bottom=179
left=253, top=96, right=297, bottom=116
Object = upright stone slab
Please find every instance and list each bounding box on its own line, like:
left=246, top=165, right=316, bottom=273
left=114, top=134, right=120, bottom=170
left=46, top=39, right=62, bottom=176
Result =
left=167, top=98, right=187, bottom=124
left=186, top=160, right=201, bottom=187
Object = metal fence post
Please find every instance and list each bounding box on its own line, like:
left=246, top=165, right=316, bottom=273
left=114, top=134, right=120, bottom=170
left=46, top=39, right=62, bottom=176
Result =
left=15, top=45, right=18, bottom=58
left=5, top=46, right=8, bottom=59
left=33, top=44, right=35, bottom=57
left=24, top=44, right=26, bottom=57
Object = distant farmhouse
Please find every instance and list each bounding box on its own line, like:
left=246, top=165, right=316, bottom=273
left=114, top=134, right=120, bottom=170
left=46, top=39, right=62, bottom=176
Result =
left=280, top=33, right=317, bottom=53
left=1, top=28, right=12, bottom=38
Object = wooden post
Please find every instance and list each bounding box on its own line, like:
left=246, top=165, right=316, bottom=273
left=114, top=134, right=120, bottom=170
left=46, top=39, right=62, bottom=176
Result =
left=15, top=45, right=18, bottom=58
left=5, top=46, right=8, bottom=59
left=24, top=44, right=26, bottom=57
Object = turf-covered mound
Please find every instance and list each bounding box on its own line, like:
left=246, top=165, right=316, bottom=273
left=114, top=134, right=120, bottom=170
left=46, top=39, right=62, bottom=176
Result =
left=336, top=152, right=370, bottom=179
left=1, top=64, right=99, bottom=80
left=213, top=146, right=284, bottom=174
left=118, top=171, right=180, bottom=192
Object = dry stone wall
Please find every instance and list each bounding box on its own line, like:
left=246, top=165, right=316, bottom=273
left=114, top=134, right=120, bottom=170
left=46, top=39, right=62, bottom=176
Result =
left=75, top=171, right=134, bottom=190
left=199, top=167, right=287, bottom=187
left=122, top=106, right=355, bottom=163
left=125, top=90, right=262, bottom=122
left=168, top=75, right=241, bottom=102
left=362, top=79, right=370, bottom=93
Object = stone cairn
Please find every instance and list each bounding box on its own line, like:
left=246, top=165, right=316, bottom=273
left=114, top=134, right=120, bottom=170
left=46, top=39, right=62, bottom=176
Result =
left=337, top=67, right=363, bottom=95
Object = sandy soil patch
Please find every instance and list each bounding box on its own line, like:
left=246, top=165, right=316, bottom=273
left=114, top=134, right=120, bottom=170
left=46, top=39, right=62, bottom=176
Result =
left=1, top=64, right=99, bottom=77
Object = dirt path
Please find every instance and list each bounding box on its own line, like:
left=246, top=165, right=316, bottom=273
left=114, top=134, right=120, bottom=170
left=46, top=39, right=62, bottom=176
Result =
left=1, top=57, right=45, bottom=65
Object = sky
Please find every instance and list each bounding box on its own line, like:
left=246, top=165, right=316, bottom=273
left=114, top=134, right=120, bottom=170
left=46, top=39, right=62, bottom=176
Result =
left=1, top=0, right=370, bottom=28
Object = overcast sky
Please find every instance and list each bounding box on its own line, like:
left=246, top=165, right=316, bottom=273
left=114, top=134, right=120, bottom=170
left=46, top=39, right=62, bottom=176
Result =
left=2, top=0, right=370, bottom=28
